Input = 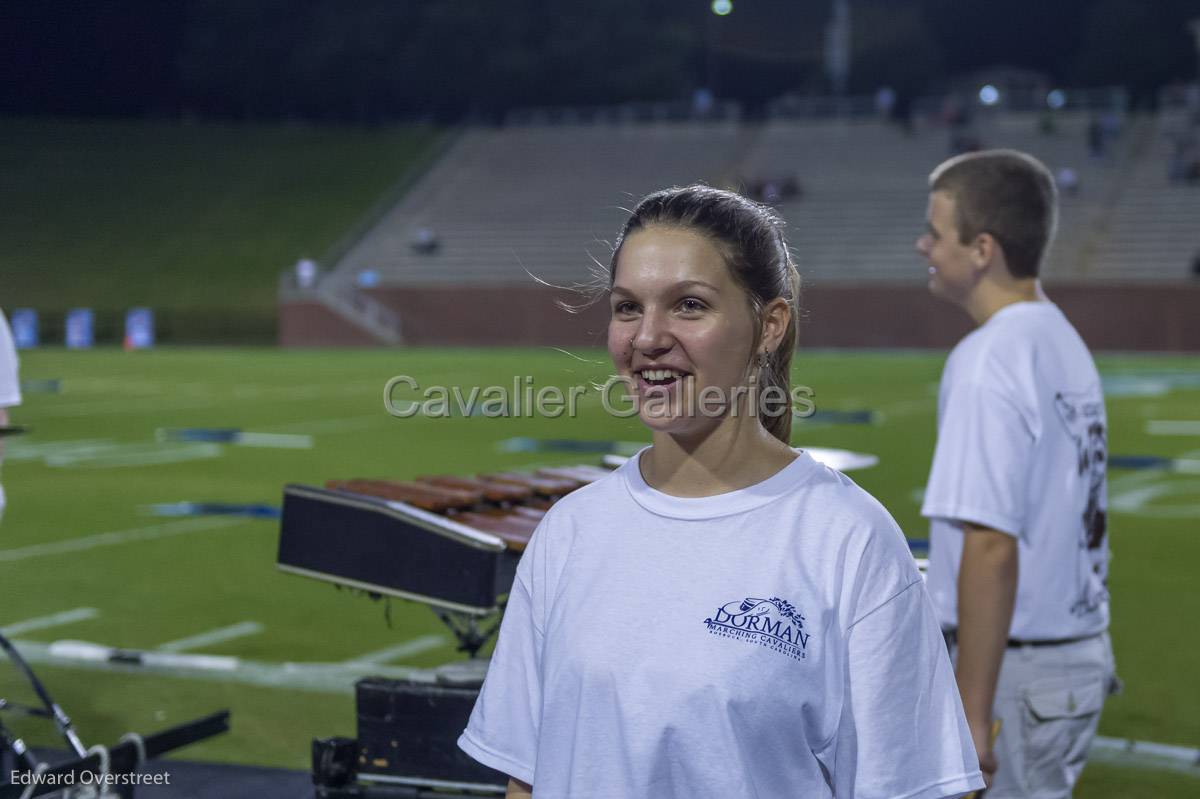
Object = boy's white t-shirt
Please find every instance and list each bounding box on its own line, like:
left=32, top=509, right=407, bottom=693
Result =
left=921, top=301, right=1110, bottom=640
left=460, top=448, right=984, bottom=799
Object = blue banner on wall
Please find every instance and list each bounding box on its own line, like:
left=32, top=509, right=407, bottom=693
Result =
left=125, top=307, right=155, bottom=349
left=9, top=309, right=38, bottom=349
left=65, top=308, right=94, bottom=349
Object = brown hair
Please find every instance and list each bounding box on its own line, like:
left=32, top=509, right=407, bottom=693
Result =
left=610, top=184, right=802, bottom=444
left=929, top=149, right=1058, bottom=279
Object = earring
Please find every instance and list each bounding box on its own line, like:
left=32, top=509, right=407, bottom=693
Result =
left=758, top=351, right=769, bottom=368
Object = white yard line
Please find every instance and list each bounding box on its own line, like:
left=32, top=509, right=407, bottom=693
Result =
left=1146, top=420, right=1200, bottom=436
left=263, top=414, right=388, bottom=435
left=233, top=433, right=314, bottom=449
left=4, top=439, right=117, bottom=463
left=0, top=517, right=244, bottom=564
left=46, top=442, right=222, bottom=468
left=157, top=621, right=265, bottom=653
left=0, top=607, right=98, bottom=636
left=34, top=396, right=219, bottom=418
left=345, top=634, right=447, bottom=665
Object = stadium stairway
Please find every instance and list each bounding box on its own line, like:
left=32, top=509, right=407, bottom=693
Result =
left=325, top=123, right=749, bottom=288
left=1086, top=110, right=1200, bottom=280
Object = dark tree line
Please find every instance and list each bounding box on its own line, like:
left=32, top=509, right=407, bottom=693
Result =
left=2, top=0, right=1197, bottom=123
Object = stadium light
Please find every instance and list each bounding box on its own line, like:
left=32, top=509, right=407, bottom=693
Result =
left=711, top=0, right=732, bottom=16
left=978, top=84, right=1000, bottom=106
left=1046, top=89, right=1066, bottom=110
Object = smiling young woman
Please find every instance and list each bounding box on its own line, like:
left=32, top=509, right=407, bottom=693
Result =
left=457, top=185, right=985, bottom=799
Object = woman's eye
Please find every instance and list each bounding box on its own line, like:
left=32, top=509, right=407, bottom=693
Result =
left=679, top=298, right=706, bottom=313
left=613, top=301, right=638, bottom=314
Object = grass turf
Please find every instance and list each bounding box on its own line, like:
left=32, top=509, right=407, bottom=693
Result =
left=1, top=347, right=1197, bottom=794
left=0, top=119, right=439, bottom=315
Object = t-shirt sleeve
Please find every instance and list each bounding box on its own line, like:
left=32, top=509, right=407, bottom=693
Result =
left=829, top=581, right=985, bottom=799
left=0, top=312, right=20, bottom=408
left=457, top=523, right=547, bottom=785
left=921, top=380, right=1033, bottom=537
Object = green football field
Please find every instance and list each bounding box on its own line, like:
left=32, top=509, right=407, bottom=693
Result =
left=1, top=347, right=1197, bottom=794
left=0, top=119, right=439, bottom=341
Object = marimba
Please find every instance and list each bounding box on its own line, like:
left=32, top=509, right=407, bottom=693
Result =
left=276, top=462, right=614, bottom=656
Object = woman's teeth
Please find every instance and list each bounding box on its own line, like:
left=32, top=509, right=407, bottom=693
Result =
left=641, top=369, right=683, bottom=381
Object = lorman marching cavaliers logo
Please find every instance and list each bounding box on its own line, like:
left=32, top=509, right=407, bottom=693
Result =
left=704, top=596, right=811, bottom=661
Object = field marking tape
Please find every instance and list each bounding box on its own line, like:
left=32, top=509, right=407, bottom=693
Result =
left=345, top=634, right=447, bottom=665
left=1091, top=735, right=1200, bottom=774
left=10, top=638, right=434, bottom=695
left=157, top=621, right=264, bottom=654
left=11, top=635, right=1200, bottom=776
left=1147, top=420, right=1200, bottom=436
left=49, top=640, right=239, bottom=671
left=0, top=607, right=98, bottom=636
left=0, top=517, right=244, bottom=564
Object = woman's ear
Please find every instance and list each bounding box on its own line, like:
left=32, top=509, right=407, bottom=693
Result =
left=759, top=297, right=792, bottom=353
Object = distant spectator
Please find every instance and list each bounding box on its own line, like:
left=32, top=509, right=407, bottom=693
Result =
left=1169, top=133, right=1200, bottom=184
left=1055, top=166, right=1080, bottom=196
left=691, top=87, right=715, bottom=118
left=741, top=176, right=802, bottom=204
left=1087, top=118, right=1106, bottom=158
left=356, top=269, right=380, bottom=288
left=1038, top=111, right=1056, bottom=135
left=1100, top=111, right=1121, bottom=141
left=941, top=94, right=970, bottom=129
left=875, top=86, right=897, bottom=118
left=950, top=131, right=983, bottom=156
left=1186, top=84, right=1200, bottom=126
left=892, top=91, right=915, bottom=135
left=294, top=257, right=319, bottom=289
left=411, top=227, right=440, bottom=254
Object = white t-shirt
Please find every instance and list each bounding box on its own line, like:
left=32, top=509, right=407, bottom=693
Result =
left=460, top=447, right=984, bottom=799
left=0, top=310, right=19, bottom=409
left=0, top=309, right=20, bottom=519
left=922, top=301, right=1110, bottom=640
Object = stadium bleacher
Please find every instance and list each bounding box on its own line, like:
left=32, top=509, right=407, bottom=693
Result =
left=295, top=107, right=1195, bottom=347
left=1088, top=109, right=1200, bottom=279
left=323, top=109, right=1199, bottom=292
left=324, top=107, right=1195, bottom=289
left=331, top=123, right=746, bottom=288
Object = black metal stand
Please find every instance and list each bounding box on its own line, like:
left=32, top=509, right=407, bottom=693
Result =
left=1, top=631, right=230, bottom=799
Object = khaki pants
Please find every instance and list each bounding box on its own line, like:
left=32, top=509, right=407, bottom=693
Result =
left=949, top=632, right=1115, bottom=799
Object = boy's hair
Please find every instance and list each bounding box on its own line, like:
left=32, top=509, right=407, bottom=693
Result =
left=930, top=149, right=1058, bottom=278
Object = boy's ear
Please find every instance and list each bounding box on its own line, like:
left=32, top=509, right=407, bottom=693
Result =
left=972, top=232, right=998, bottom=271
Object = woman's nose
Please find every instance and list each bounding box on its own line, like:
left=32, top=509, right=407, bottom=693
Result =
left=632, top=312, right=673, bottom=355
